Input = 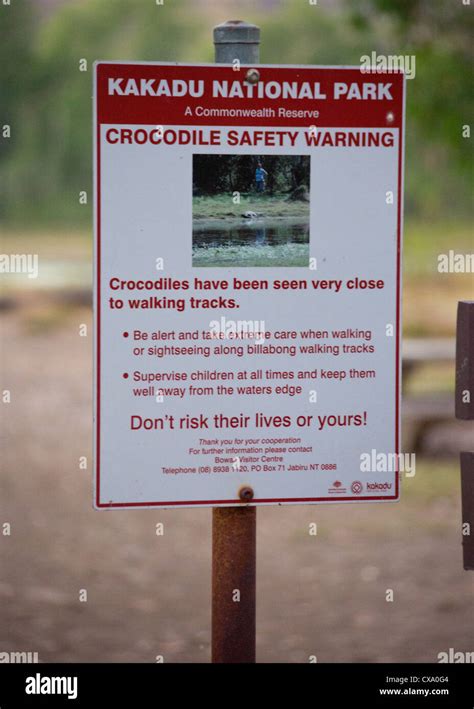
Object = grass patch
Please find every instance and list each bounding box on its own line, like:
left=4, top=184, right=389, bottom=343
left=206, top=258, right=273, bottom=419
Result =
left=193, top=194, right=310, bottom=219
left=403, top=220, right=473, bottom=278
left=402, top=218, right=473, bottom=337
left=0, top=229, right=92, bottom=260
left=406, top=363, right=454, bottom=395
left=403, top=461, right=460, bottom=502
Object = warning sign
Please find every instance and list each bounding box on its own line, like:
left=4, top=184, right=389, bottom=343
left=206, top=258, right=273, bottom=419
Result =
left=94, top=62, right=405, bottom=508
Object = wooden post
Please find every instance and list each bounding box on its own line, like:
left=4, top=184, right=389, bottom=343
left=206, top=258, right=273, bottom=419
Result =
left=455, top=301, right=474, bottom=570
left=211, top=20, right=260, bottom=663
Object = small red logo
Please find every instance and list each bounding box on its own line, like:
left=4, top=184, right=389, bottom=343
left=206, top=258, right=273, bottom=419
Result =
left=333, top=480, right=342, bottom=488
left=351, top=480, right=363, bottom=495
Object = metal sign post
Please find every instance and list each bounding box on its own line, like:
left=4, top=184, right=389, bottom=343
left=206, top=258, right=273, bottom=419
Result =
left=211, top=20, right=260, bottom=664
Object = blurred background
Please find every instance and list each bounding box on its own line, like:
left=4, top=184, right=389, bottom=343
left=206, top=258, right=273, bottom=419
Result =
left=1, top=0, right=473, bottom=662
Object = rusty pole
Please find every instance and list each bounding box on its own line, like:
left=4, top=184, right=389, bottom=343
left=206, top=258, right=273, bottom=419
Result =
left=211, top=21, right=260, bottom=663
left=212, top=506, right=256, bottom=662
left=455, top=300, right=474, bottom=570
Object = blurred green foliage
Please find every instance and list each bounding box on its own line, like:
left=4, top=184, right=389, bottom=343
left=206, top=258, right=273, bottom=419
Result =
left=0, top=0, right=472, bottom=225
left=193, top=155, right=310, bottom=194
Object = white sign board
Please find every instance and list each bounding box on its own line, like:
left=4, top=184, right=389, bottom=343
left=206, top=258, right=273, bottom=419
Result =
left=94, top=62, right=405, bottom=508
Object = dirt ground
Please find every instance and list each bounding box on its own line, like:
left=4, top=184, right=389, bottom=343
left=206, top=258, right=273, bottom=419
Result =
left=1, top=298, right=473, bottom=663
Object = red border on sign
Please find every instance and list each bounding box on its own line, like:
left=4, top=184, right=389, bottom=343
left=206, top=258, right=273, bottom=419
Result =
left=94, top=63, right=403, bottom=509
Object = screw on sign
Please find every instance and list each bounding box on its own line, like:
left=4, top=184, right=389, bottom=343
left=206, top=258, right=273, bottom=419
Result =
left=245, top=68, right=260, bottom=85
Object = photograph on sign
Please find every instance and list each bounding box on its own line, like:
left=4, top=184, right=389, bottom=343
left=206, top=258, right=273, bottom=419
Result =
left=94, top=62, right=404, bottom=509
left=192, top=154, right=310, bottom=268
